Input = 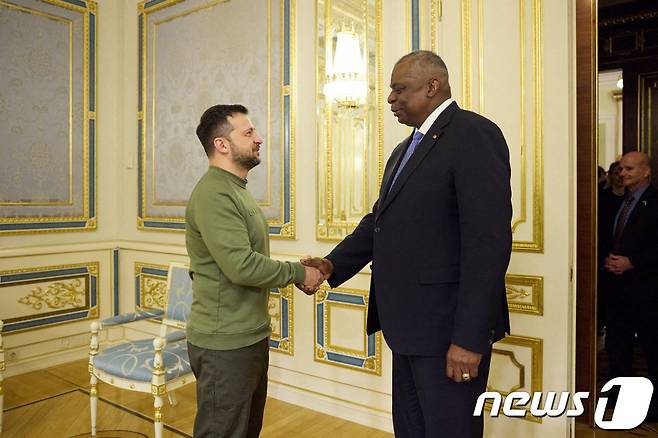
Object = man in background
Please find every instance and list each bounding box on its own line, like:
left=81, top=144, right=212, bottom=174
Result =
left=186, top=104, right=323, bottom=437
left=603, top=151, right=658, bottom=423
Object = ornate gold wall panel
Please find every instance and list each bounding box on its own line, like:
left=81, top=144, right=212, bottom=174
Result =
left=269, top=285, right=294, bottom=355
left=490, top=0, right=543, bottom=253
left=505, top=274, right=543, bottom=316
left=460, top=0, right=472, bottom=110
left=316, top=0, right=383, bottom=241
left=489, top=334, right=543, bottom=423
left=0, top=0, right=97, bottom=234
left=0, top=262, right=99, bottom=333
left=314, top=286, right=382, bottom=375
left=137, top=0, right=296, bottom=238
left=435, top=0, right=544, bottom=252
left=134, top=262, right=168, bottom=311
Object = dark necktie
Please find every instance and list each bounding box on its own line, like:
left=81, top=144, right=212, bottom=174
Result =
left=388, top=131, right=424, bottom=193
left=612, top=194, right=635, bottom=252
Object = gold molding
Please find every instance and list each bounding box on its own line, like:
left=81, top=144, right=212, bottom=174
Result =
left=460, top=0, right=543, bottom=252
left=512, top=0, right=543, bottom=252
left=511, top=0, right=527, bottom=236
left=430, top=0, right=440, bottom=53
left=134, top=262, right=167, bottom=310
left=489, top=349, right=525, bottom=394
left=141, top=275, right=167, bottom=309
left=148, top=0, right=274, bottom=208
left=282, top=0, right=297, bottom=239
left=8, top=275, right=90, bottom=322
left=314, top=285, right=382, bottom=375
left=460, top=0, right=472, bottom=110
left=477, top=0, right=483, bottom=112
left=138, top=0, right=295, bottom=237
left=326, top=301, right=367, bottom=356
left=18, top=278, right=85, bottom=310
left=0, top=3, right=74, bottom=206
left=505, top=274, right=543, bottom=315
left=45, top=0, right=90, bottom=14
left=269, top=285, right=294, bottom=355
left=375, top=0, right=383, bottom=189
left=429, top=0, right=442, bottom=53
left=141, top=0, right=187, bottom=14
left=0, top=0, right=96, bottom=234
left=0, top=262, right=99, bottom=334
left=134, top=261, right=167, bottom=276
left=489, top=334, right=543, bottom=423
left=1, top=263, right=93, bottom=277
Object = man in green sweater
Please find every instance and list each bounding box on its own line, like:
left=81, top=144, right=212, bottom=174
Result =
left=186, top=104, right=322, bottom=437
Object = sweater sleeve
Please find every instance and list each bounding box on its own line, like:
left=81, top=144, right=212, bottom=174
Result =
left=196, top=192, right=306, bottom=288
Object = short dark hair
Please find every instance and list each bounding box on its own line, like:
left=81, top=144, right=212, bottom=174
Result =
left=396, top=50, right=448, bottom=74
left=196, top=104, right=248, bottom=156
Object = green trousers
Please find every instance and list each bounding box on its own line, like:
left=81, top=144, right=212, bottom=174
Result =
left=187, top=337, right=269, bottom=438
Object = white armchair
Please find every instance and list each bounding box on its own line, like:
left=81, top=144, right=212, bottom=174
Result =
left=88, top=263, right=194, bottom=437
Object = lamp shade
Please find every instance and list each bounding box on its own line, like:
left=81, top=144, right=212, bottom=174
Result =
left=324, top=29, right=367, bottom=108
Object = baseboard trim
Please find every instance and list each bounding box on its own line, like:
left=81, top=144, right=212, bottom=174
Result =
left=267, top=379, right=393, bottom=433
left=4, top=346, right=89, bottom=378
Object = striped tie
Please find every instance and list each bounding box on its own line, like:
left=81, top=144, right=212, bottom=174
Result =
left=612, top=194, right=635, bottom=252
left=388, top=130, right=424, bottom=193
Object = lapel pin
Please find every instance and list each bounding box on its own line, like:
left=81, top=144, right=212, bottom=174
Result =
left=432, top=134, right=438, bottom=139
left=642, top=200, right=648, bottom=206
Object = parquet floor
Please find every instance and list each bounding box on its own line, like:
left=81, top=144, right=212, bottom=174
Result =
left=4, top=358, right=657, bottom=437
left=2, top=359, right=393, bottom=438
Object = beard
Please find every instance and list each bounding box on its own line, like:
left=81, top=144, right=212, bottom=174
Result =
left=229, top=143, right=261, bottom=170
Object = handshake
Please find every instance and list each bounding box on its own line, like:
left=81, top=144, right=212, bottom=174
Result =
left=295, top=256, right=334, bottom=295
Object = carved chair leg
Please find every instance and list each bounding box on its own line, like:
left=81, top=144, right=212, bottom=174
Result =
left=167, top=390, right=178, bottom=407
left=0, top=378, right=3, bottom=433
left=90, top=374, right=98, bottom=436
left=154, top=395, right=164, bottom=438
left=1, top=319, right=4, bottom=433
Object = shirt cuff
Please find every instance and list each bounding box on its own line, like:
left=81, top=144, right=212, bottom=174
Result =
left=292, top=262, right=306, bottom=284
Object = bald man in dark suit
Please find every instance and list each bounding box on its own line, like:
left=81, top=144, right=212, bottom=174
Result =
left=603, top=151, right=658, bottom=423
left=299, top=51, right=512, bottom=437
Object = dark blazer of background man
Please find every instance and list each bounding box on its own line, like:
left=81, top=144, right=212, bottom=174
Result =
left=301, top=51, right=512, bottom=438
left=603, top=151, right=658, bottom=422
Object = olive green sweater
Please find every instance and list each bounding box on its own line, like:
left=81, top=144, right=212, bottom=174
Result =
left=185, top=166, right=305, bottom=350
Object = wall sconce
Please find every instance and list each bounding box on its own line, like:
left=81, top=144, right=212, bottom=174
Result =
left=316, top=0, right=382, bottom=242
left=324, top=24, right=367, bottom=108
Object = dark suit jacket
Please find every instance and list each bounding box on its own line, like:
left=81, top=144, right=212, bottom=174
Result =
left=606, top=185, right=658, bottom=307
left=325, top=101, right=512, bottom=356
left=598, top=188, right=625, bottom=263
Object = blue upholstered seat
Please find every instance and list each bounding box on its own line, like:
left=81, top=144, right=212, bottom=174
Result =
left=89, top=263, right=194, bottom=438
left=93, top=331, right=190, bottom=382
